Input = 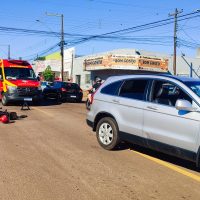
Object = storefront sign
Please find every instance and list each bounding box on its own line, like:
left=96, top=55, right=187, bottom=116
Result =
left=138, top=57, right=168, bottom=72
left=84, top=55, right=139, bottom=70
left=84, top=54, right=168, bottom=72
left=111, top=55, right=138, bottom=66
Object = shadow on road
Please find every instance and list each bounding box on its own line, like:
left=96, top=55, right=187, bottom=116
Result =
left=1, top=99, right=86, bottom=107
left=116, top=142, right=199, bottom=172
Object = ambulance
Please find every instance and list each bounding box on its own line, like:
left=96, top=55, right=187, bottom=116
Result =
left=0, top=59, right=42, bottom=106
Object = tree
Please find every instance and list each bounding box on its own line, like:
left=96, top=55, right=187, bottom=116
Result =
left=34, top=56, right=46, bottom=61
left=42, top=65, right=54, bottom=82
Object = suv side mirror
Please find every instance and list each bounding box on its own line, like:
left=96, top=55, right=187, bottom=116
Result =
left=175, top=99, right=197, bottom=112
left=37, top=76, right=40, bottom=81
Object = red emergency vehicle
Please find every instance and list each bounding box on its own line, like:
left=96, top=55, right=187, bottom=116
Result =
left=0, top=59, right=42, bottom=106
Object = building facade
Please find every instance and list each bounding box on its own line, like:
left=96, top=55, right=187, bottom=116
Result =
left=72, top=48, right=200, bottom=90
left=33, top=47, right=200, bottom=90
left=33, top=47, right=75, bottom=81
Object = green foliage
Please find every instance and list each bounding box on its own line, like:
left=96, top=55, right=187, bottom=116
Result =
left=42, top=65, right=54, bottom=82
left=35, top=56, right=46, bottom=61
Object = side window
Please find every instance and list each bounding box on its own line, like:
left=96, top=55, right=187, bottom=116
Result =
left=151, top=80, right=192, bottom=107
left=119, top=79, right=148, bottom=100
left=101, top=80, right=123, bottom=96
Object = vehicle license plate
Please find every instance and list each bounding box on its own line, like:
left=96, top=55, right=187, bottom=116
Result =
left=70, top=95, right=76, bottom=98
left=24, top=98, right=32, bottom=101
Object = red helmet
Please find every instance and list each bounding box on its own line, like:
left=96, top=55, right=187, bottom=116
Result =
left=0, top=115, right=9, bottom=123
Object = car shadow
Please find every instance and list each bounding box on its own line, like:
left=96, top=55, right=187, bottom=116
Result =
left=115, top=142, right=198, bottom=172
left=1, top=99, right=62, bottom=107
left=36, top=99, right=62, bottom=106
left=114, top=141, right=130, bottom=151
left=1, top=99, right=87, bottom=108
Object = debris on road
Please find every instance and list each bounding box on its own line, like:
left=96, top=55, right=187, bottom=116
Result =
left=0, top=107, right=27, bottom=124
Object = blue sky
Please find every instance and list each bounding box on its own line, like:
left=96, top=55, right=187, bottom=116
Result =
left=0, top=0, right=199, bottom=60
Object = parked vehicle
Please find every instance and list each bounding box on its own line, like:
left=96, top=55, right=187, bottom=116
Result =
left=41, top=81, right=52, bottom=91
left=43, top=81, right=83, bottom=102
left=0, top=59, right=42, bottom=106
left=87, top=74, right=200, bottom=168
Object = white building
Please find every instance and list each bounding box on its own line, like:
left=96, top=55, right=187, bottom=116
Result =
left=72, top=48, right=200, bottom=90
left=33, top=47, right=75, bottom=81
left=33, top=47, right=200, bottom=90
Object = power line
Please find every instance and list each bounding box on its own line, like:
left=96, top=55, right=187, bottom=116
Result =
left=23, top=42, right=60, bottom=60
left=0, top=11, right=198, bottom=39
left=65, top=11, right=200, bottom=46
left=4, top=11, right=199, bottom=60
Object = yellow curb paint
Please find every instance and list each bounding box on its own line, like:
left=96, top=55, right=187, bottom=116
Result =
left=130, top=149, right=200, bottom=182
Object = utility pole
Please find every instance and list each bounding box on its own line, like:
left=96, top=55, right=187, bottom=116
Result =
left=71, top=52, right=74, bottom=81
left=169, top=8, right=183, bottom=75
left=8, top=45, right=10, bottom=60
left=190, top=63, right=193, bottom=78
left=181, top=54, right=199, bottom=78
left=46, top=12, right=64, bottom=81
left=61, top=14, right=64, bottom=81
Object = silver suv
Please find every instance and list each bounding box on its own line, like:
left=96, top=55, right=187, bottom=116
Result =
left=87, top=74, right=200, bottom=167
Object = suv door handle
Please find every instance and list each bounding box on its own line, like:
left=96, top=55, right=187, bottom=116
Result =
left=147, top=106, right=158, bottom=111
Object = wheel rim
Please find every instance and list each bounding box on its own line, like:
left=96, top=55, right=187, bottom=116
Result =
left=98, top=123, right=113, bottom=145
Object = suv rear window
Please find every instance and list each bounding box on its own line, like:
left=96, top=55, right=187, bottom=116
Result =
left=53, top=81, right=62, bottom=88
left=101, top=80, right=123, bottom=96
left=119, top=79, right=148, bottom=100
left=53, top=82, right=80, bottom=89
left=65, top=83, right=80, bottom=89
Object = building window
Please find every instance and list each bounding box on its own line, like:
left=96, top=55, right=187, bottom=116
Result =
left=76, top=75, right=81, bottom=86
left=85, top=74, right=91, bottom=84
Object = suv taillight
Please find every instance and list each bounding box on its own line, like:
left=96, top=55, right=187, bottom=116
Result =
left=61, top=88, right=67, bottom=92
left=91, top=86, right=100, bottom=104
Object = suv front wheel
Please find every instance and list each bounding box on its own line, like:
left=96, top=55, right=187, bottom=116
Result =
left=2, top=93, right=8, bottom=106
left=96, top=117, right=120, bottom=150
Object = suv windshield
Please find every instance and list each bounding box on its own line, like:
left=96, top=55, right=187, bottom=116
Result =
left=185, top=81, right=200, bottom=97
left=4, top=67, right=36, bottom=80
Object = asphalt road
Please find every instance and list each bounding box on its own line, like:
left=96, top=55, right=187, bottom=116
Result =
left=0, top=101, right=200, bottom=200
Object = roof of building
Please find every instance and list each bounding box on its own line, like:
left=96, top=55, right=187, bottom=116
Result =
left=106, top=73, right=200, bottom=83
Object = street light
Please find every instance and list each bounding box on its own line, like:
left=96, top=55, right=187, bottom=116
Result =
left=46, top=12, right=64, bottom=81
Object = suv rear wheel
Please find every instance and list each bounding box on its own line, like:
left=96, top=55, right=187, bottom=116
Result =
left=96, top=117, right=120, bottom=150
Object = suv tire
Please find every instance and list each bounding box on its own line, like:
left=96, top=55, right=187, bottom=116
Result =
left=96, top=117, right=120, bottom=150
